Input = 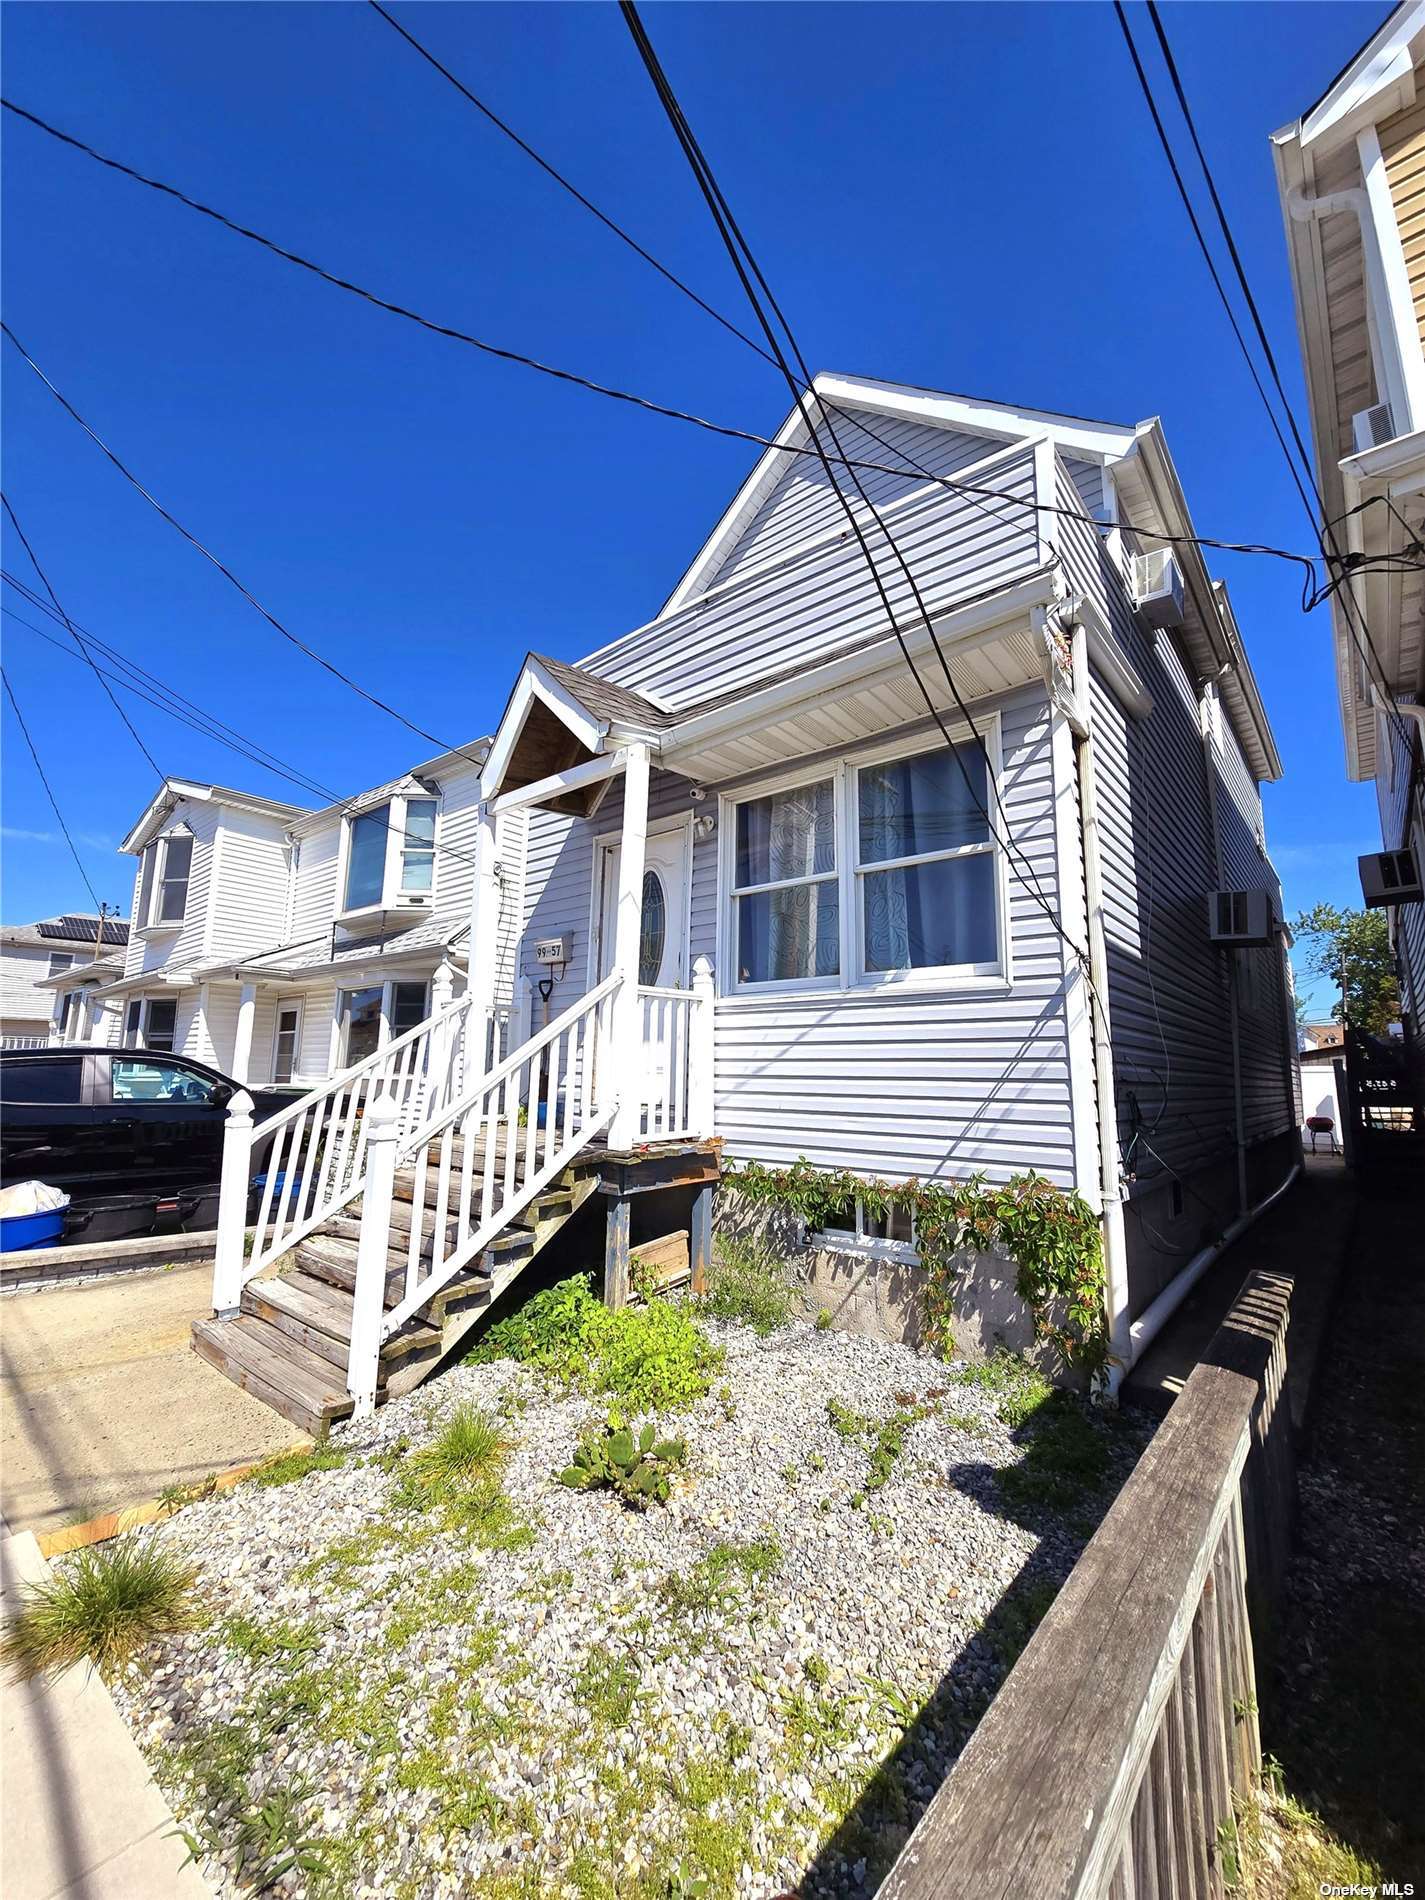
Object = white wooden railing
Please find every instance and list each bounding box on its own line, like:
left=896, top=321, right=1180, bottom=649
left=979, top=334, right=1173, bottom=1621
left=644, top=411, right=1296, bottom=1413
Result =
left=345, top=973, right=623, bottom=1409
left=210, top=992, right=480, bottom=1311
left=2, top=1035, right=50, bottom=1051
left=635, top=981, right=700, bottom=1142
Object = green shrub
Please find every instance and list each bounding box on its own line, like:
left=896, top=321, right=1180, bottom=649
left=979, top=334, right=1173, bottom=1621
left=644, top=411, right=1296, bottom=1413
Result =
left=472, top=1274, right=723, bottom=1411
left=557, top=1415, right=686, bottom=1510
left=814, top=1308, right=833, bottom=1331
left=696, top=1237, right=794, bottom=1335
left=2, top=1537, right=202, bottom=1679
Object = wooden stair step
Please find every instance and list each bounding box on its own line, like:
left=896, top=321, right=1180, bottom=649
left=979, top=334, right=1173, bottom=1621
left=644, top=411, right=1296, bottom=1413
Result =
left=192, top=1315, right=351, bottom=1437
left=242, top=1272, right=440, bottom=1371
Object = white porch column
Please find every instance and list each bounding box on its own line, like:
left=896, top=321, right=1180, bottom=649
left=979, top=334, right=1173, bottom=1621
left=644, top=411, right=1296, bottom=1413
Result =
left=212, top=1089, right=255, bottom=1316
left=606, top=743, right=651, bottom=1149
left=231, top=981, right=258, bottom=1084
left=691, top=955, right=716, bottom=1137
left=428, top=957, right=457, bottom=1113
left=466, top=799, right=500, bottom=1072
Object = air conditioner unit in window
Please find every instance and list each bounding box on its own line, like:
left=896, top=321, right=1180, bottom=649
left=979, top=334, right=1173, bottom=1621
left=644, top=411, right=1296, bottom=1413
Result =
left=1359, top=846, right=1423, bottom=907
left=1207, top=889, right=1274, bottom=945
left=1351, top=401, right=1397, bottom=453
left=1130, top=548, right=1185, bottom=628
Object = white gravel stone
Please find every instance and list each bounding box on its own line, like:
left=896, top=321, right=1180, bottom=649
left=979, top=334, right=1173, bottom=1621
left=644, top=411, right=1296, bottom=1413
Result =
left=106, top=1316, right=1152, bottom=1898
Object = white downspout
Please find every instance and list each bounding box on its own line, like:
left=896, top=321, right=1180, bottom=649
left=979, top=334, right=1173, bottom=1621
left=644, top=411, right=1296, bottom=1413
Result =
left=1068, top=626, right=1133, bottom=1396
left=1200, top=690, right=1250, bottom=1217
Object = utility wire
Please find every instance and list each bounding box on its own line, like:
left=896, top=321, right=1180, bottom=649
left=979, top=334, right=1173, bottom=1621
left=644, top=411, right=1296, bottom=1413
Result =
left=0, top=95, right=1347, bottom=593
left=1, top=569, right=335, bottom=797
left=1, top=323, right=486, bottom=772
left=2, top=491, right=165, bottom=779
left=1114, top=2, right=1414, bottom=749
left=367, top=0, right=774, bottom=368
left=2, top=603, right=337, bottom=800
left=1, top=664, right=106, bottom=909
left=620, top=2, right=1077, bottom=950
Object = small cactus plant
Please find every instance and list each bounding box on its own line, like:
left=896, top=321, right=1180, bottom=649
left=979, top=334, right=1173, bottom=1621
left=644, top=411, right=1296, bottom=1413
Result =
left=557, top=1415, right=686, bottom=1510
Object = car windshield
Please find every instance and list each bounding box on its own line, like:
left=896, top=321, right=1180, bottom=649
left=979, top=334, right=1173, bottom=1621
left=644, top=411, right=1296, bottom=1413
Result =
left=110, top=1059, right=219, bottom=1106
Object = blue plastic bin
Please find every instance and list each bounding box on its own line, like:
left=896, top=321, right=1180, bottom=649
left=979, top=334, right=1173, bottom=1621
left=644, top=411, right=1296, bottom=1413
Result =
left=0, top=1203, right=69, bottom=1252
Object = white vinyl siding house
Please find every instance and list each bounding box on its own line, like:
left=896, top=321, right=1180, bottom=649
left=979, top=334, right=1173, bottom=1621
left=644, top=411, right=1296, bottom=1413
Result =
left=502, top=374, right=1296, bottom=1333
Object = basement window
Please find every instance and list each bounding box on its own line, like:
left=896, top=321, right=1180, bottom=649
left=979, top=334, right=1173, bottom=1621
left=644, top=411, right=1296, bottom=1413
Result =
left=815, top=1197, right=919, bottom=1262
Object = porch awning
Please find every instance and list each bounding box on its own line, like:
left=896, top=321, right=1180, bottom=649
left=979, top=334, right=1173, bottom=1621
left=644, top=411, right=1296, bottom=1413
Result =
left=482, top=654, right=673, bottom=814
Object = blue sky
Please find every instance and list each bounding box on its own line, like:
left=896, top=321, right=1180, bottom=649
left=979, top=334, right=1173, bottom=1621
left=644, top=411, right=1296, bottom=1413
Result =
left=0, top=1, right=1383, bottom=1011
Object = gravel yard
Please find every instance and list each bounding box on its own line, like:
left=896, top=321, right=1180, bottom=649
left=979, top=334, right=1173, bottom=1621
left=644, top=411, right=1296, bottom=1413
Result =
left=108, top=1311, right=1153, bottom=1899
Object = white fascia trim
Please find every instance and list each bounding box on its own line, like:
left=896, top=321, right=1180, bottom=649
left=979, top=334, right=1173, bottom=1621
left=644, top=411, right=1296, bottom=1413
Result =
left=813, top=373, right=1139, bottom=462
left=661, top=567, right=1060, bottom=763
left=481, top=658, right=611, bottom=797
left=1358, top=123, right=1425, bottom=433
left=119, top=779, right=309, bottom=854
left=1297, top=4, right=1425, bottom=155
left=1340, top=421, right=1425, bottom=489
left=1077, top=597, right=1153, bottom=720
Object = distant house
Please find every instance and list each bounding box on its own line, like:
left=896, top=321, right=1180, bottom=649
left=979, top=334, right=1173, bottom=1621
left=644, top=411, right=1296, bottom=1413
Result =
left=1272, top=2, right=1425, bottom=1034
left=0, top=913, right=128, bottom=1045
left=79, top=764, right=524, bottom=1088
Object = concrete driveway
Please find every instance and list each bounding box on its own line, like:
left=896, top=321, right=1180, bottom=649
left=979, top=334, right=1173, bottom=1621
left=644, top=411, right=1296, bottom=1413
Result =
left=1, top=1261, right=300, bottom=1536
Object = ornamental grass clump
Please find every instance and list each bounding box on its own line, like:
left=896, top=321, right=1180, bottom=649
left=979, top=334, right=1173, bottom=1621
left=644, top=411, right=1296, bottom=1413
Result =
left=1, top=1536, right=202, bottom=1680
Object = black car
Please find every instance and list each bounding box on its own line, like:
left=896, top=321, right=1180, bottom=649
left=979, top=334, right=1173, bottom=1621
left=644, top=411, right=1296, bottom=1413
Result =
left=0, top=1046, right=291, bottom=1244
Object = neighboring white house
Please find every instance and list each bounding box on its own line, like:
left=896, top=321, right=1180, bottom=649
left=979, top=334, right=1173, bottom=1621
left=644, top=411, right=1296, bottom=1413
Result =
left=72, top=761, right=528, bottom=1089
left=1273, top=2, right=1425, bottom=1034
left=1, top=913, right=129, bottom=1044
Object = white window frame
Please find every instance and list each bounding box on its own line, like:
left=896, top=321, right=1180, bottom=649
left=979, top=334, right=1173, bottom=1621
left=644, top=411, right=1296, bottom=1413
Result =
left=46, top=951, right=75, bottom=978
left=335, top=791, right=441, bottom=922
left=123, top=995, right=179, bottom=1053
left=138, top=830, right=194, bottom=933
left=716, top=714, right=1010, bottom=1001
left=271, top=1000, right=305, bottom=1085
left=814, top=1196, right=920, bottom=1264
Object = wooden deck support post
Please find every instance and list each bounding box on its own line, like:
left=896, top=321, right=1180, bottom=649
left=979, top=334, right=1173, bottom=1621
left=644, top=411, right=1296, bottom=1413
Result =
left=347, top=1093, right=399, bottom=1417
left=606, top=742, right=651, bottom=1150
left=212, top=1089, right=255, bottom=1316
left=690, top=1180, right=714, bottom=1296
left=603, top=1191, right=631, bottom=1311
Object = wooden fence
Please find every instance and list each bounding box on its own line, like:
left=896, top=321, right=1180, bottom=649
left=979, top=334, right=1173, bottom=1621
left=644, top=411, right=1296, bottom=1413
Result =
left=882, top=1268, right=1296, bottom=1900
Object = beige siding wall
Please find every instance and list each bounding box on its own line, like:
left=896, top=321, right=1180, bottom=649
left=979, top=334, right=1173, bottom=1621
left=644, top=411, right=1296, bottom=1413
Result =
left=1380, top=97, right=1425, bottom=354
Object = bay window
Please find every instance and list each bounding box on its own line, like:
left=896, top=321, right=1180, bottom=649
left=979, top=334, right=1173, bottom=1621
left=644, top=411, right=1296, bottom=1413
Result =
left=723, top=726, right=1005, bottom=994
left=339, top=792, right=439, bottom=917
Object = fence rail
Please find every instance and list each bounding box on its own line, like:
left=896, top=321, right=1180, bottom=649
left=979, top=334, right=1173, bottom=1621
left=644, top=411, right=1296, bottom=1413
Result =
left=882, top=1268, right=1295, bottom=1900
left=1, top=1035, right=50, bottom=1051
left=211, top=992, right=478, bottom=1309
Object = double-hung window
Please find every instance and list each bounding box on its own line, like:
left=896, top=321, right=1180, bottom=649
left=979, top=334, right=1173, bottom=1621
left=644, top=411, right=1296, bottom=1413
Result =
left=137, top=831, right=193, bottom=929
left=854, top=742, right=998, bottom=976
left=340, top=793, right=439, bottom=917
left=724, top=728, right=1005, bottom=995
left=731, top=778, right=839, bottom=986
left=123, top=996, right=178, bottom=1053
left=47, top=951, right=75, bottom=978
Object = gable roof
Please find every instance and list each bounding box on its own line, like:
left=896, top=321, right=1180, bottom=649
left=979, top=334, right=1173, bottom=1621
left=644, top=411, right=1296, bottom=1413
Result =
left=660, top=372, right=1138, bottom=615
left=120, top=778, right=312, bottom=855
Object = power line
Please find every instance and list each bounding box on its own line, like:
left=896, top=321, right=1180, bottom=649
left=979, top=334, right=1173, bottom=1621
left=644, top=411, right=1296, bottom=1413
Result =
left=620, top=2, right=1078, bottom=956
left=1, top=322, right=487, bottom=772
left=1, top=665, right=106, bottom=910
left=1, top=570, right=336, bottom=798
left=0, top=95, right=1346, bottom=593
left=1, top=490, right=166, bottom=780
left=367, top=0, right=775, bottom=369
left=2, top=602, right=337, bottom=800
left=1114, top=2, right=1414, bottom=750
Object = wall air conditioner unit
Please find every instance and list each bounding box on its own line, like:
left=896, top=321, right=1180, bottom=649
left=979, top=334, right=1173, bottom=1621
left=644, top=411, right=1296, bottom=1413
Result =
left=1207, top=888, right=1274, bottom=945
left=1359, top=846, right=1423, bottom=908
left=1351, top=401, right=1396, bottom=454
left=1130, top=547, right=1185, bottom=629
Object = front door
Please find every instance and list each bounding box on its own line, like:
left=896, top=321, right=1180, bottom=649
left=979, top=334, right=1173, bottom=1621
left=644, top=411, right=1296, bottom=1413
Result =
left=598, top=825, right=690, bottom=1125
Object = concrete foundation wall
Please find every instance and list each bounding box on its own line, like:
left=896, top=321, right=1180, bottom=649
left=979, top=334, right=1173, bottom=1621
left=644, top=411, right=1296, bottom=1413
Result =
left=714, top=1187, right=1059, bottom=1374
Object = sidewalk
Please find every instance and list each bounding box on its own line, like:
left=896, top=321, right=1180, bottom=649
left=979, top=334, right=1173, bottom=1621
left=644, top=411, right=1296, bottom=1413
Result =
left=2, top=1260, right=299, bottom=1536
left=0, top=1531, right=213, bottom=1899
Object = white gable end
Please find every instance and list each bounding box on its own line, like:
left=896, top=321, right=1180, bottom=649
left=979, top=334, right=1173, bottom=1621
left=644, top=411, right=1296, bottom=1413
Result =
left=705, top=408, right=1003, bottom=595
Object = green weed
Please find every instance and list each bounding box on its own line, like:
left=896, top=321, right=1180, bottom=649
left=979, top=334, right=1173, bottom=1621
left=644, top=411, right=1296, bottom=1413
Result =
left=248, top=1443, right=347, bottom=1488
left=2, top=1537, right=202, bottom=1680
left=696, top=1237, right=794, bottom=1335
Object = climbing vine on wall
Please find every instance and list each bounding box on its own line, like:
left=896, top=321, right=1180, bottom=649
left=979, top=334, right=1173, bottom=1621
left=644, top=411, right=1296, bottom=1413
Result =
left=725, top=1157, right=1109, bottom=1378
